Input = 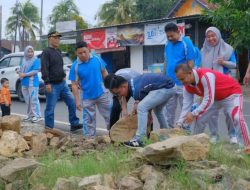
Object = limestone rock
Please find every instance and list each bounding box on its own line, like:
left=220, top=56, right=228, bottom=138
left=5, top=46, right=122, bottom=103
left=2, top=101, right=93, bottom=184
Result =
left=149, top=128, right=187, bottom=142
left=0, top=116, right=21, bottom=133
left=78, top=175, right=102, bottom=190
left=23, top=131, right=34, bottom=141
left=53, top=177, right=78, bottom=190
left=50, top=137, right=60, bottom=147
left=94, top=135, right=111, bottom=144
left=189, top=165, right=227, bottom=183
left=235, top=178, right=250, bottom=190
left=0, top=129, right=2, bottom=137
left=0, top=158, right=38, bottom=182
left=31, top=184, right=49, bottom=190
left=138, top=133, right=210, bottom=165
left=103, top=174, right=116, bottom=189
left=110, top=114, right=138, bottom=142
left=0, top=130, right=29, bottom=157
left=87, top=185, right=114, bottom=190
left=5, top=180, right=26, bottom=190
left=31, top=133, right=48, bottom=156
left=132, top=165, right=164, bottom=190
left=119, top=176, right=143, bottom=190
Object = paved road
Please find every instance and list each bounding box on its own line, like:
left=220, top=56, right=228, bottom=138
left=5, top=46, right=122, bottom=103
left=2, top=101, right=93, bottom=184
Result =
left=10, top=95, right=250, bottom=140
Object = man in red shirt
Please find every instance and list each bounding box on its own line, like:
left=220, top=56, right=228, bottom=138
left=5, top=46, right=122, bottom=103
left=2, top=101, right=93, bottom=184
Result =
left=175, top=64, right=250, bottom=154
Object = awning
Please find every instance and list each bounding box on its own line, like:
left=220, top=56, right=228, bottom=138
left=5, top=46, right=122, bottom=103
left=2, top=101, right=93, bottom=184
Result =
left=95, top=47, right=126, bottom=54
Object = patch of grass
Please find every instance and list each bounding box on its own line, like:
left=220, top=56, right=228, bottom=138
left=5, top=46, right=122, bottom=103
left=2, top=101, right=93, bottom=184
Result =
left=167, top=160, right=200, bottom=190
left=208, top=142, right=250, bottom=169
left=34, top=145, right=135, bottom=188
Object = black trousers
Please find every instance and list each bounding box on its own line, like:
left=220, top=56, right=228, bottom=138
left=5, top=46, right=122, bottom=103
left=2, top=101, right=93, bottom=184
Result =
left=1, top=104, right=10, bottom=116
left=109, top=96, right=122, bottom=129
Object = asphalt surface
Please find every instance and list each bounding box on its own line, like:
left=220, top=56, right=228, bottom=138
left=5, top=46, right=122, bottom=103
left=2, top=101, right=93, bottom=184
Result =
left=9, top=94, right=250, bottom=140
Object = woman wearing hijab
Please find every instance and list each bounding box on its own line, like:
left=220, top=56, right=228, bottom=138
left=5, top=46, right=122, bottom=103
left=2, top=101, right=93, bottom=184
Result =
left=198, top=26, right=237, bottom=144
left=18, top=46, right=42, bottom=122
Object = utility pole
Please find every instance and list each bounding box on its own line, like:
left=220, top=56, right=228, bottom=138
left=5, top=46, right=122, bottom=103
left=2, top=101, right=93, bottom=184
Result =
left=0, top=5, right=2, bottom=58
left=13, top=0, right=19, bottom=52
left=39, top=0, right=43, bottom=50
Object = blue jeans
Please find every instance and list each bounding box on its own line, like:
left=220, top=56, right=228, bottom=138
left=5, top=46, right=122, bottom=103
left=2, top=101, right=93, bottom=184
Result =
left=44, top=80, right=79, bottom=128
left=135, top=88, right=175, bottom=140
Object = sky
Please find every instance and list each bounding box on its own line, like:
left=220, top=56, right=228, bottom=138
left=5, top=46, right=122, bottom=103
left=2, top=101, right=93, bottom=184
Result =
left=0, top=0, right=108, bottom=38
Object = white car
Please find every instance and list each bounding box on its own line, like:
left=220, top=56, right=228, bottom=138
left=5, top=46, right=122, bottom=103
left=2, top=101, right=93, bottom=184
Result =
left=0, top=51, right=72, bottom=101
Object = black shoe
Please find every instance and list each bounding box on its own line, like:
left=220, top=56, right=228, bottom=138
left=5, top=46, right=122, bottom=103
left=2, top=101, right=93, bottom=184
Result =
left=70, top=124, right=82, bottom=132
left=124, top=139, right=144, bottom=149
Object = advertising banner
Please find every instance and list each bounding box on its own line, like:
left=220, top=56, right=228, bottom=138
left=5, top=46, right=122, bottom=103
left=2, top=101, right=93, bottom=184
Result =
left=82, top=29, right=105, bottom=49
left=117, top=26, right=144, bottom=46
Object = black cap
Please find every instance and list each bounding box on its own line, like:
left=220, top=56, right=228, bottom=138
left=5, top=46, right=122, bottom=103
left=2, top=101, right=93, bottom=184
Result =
left=48, top=31, right=62, bottom=38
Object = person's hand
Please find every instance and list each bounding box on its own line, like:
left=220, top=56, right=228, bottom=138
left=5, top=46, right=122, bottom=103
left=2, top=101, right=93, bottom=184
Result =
left=243, top=72, right=250, bottom=86
left=5, top=102, right=9, bottom=107
left=217, top=57, right=225, bottom=65
left=45, top=84, right=52, bottom=93
left=122, top=110, right=128, bottom=117
left=132, top=101, right=139, bottom=115
left=184, top=112, right=195, bottom=124
left=75, top=100, right=82, bottom=111
left=19, top=73, right=26, bottom=79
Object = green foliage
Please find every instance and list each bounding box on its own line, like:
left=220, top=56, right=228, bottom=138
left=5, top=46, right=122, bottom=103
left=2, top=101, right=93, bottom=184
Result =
left=59, top=44, right=76, bottom=61
left=96, top=0, right=136, bottom=26
left=6, top=0, right=40, bottom=50
left=48, top=0, right=88, bottom=31
left=134, top=0, right=175, bottom=21
left=34, top=146, right=135, bottom=188
left=203, top=0, right=250, bottom=50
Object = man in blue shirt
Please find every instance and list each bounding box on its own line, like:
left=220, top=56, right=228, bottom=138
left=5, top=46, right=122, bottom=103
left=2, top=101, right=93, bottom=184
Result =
left=163, top=23, right=195, bottom=128
left=69, top=41, right=110, bottom=137
left=109, top=74, right=175, bottom=148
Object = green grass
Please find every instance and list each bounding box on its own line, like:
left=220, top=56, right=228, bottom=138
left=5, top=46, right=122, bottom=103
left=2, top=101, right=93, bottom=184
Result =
left=32, top=145, right=136, bottom=188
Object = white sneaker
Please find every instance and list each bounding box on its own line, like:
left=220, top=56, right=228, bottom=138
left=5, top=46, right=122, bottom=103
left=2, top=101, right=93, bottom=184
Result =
left=31, top=117, right=42, bottom=123
left=230, top=136, right=238, bottom=144
left=210, top=136, right=218, bottom=144
left=23, top=116, right=32, bottom=122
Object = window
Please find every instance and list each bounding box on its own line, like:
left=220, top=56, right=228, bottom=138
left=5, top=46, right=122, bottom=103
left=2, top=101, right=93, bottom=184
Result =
left=9, top=57, right=21, bottom=67
left=0, top=58, right=10, bottom=69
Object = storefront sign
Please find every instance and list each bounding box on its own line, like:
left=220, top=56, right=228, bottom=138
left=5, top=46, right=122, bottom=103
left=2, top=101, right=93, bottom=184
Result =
left=117, top=26, right=144, bottom=46
left=82, top=29, right=105, bottom=50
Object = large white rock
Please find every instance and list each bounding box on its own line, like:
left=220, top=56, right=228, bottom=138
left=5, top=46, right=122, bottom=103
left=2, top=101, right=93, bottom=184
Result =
left=0, top=130, right=29, bottom=157
left=31, top=133, right=48, bottom=156
left=138, top=133, right=210, bottom=165
left=0, top=158, right=39, bottom=182
left=0, top=116, right=21, bottom=133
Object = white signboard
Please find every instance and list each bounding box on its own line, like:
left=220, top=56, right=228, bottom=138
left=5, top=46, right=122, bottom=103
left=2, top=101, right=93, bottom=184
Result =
left=60, top=39, right=76, bottom=45
left=144, top=22, right=185, bottom=45
left=56, top=20, right=76, bottom=33
left=144, top=23, right=167, bottom=45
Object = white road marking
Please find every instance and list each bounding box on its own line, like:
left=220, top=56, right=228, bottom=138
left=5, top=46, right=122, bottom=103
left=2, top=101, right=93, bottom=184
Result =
left=12, top=112, right=108, bottom=132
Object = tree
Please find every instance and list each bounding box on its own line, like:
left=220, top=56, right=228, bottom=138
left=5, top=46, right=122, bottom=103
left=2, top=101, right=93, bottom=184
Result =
left=48, top=0, right=87, bottom=31
left=96, top=0, right=136, bottom=26
left=6, top=0, right=40, bottom=50
left=134, top=0, right=175, bottom=21
left=204, top=0, right=250, bottom=82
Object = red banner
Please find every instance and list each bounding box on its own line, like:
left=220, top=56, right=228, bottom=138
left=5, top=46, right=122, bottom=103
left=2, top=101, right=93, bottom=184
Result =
left=82, top=29, right=105, bottom=50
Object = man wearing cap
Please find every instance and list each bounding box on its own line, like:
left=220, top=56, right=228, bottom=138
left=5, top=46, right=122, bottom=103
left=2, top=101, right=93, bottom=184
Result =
left=41, top=31, right=81, bottom=131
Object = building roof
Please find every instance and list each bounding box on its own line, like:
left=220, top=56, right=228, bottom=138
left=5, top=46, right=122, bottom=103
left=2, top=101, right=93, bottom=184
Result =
left=166, top=0, right=217, bottom=18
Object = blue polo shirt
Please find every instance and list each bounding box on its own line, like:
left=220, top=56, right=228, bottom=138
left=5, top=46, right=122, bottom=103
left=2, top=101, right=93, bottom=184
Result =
left=69, top=53, right=106, bottom=100
left=223, top=52, right=236, bottom=74
left=20, top=58, right=40, bottom=87
left=164, top=36, right=195, bottom=86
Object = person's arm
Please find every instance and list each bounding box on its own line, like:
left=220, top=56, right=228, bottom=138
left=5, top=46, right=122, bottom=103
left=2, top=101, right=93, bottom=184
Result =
left=41, top=50, right=52, bottom=93
left=176, top=87, right=194, bottom=126
left=218, top=52, right=236, bottom=69
left=191, top=73, right=215, bottom=119
left=71, top=81, right=82, bottom=111
left=244, top=62, right=250, bottom=86
left=121, top=96, right=128, bottom=117
left=163, top=45, right=167, bottom=75
left=194, top=47, right=201, bottom=68
left=101, top=69, right=108, bottom=79
left=186, top=38, right=195, bottom=68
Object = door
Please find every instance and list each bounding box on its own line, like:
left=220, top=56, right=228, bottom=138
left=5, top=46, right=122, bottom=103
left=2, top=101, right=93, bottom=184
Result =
left=1, top=56, right=22, bottom=92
